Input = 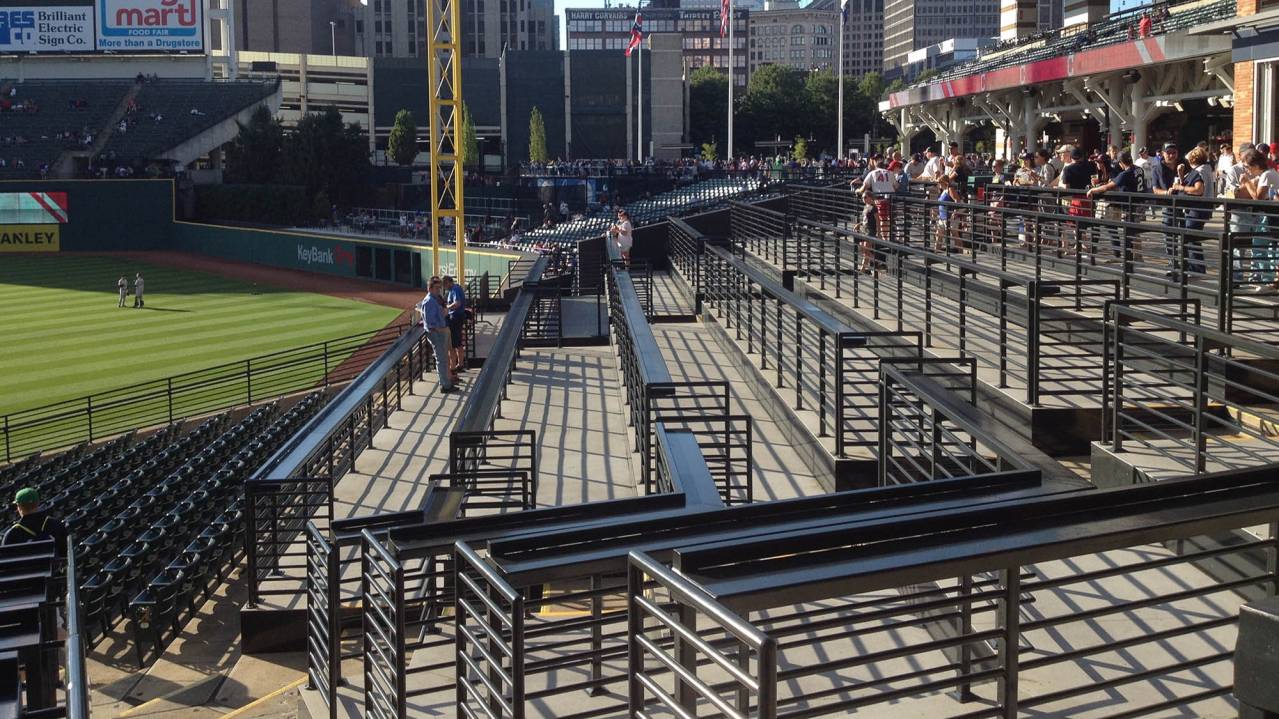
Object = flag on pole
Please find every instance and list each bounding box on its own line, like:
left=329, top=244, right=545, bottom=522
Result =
left=720, top=0, right=730, bottom=38
left=841, top=0, right=849, bottom=22
left=624, top=12, right=643, bottom=56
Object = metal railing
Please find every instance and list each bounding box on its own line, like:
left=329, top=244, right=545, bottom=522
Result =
left=606, top=247, right=755, bottom=504
left=360, top=528, right=406, bottom=719
left=0, top=325, right=408, bottom=463
left=453, top=541, right=525, bottom=719
left=305, top=522, right=340, bottom=719
left=746, top=206, right=1118, bottom=406
left=1107, top=301, right=1279, bottom=475
left=65, top=538, right=89, bottom=719
left=879, top=359, right=1037, bottom=486
left=630, top=468, right=1279, bottom=718
left=701, top=243, right=884, bottom=456
left=245, top=326, right=433, bottom=604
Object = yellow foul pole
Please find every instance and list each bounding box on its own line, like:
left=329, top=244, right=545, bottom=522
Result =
left=426, top=0, right=465, bottom=280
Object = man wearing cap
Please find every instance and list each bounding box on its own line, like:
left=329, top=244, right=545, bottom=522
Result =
left=3, top=488, right=67, bottom=555
left=922, top=147, right=946, bottom=180
left=1151, top=142, right=1188, bottom=276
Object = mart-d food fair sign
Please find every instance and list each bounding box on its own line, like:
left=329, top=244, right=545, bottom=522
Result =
left=0, top=192, right=67, bottom=252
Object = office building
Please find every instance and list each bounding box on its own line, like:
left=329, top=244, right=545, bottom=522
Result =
left=808, top=0, right=884, bottom=80
left=882, top=0, right=999, bottom=75
left=356, top=0, right=558, bottom=59
left=565, top=7, right=749, bottom=86
left=748, top=0, right=839, bottom=73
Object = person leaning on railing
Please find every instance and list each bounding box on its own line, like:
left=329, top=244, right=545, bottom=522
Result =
left=1087, top=151, right=1143, bottom=261
left=1231, top=148, right=1279, bottom=293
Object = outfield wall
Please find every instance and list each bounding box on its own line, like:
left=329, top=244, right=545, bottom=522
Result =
left=0, top=179, right=524, bottom=287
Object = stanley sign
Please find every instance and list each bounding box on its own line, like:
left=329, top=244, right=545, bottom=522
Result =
left=0, top=225, right=60, bottom=252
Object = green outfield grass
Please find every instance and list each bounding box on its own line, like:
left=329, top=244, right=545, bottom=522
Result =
left=0, top=255, right=403, bottom=416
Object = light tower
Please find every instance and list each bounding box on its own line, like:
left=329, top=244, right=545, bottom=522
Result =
left=426, top=0, right=466, bottom=280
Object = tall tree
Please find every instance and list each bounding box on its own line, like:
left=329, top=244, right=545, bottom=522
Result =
left=802, top=70, right=839, bottom=156
left=225, top=105, right=284, bottom=184
left=857, top=72, right=885, bottom=102
left=285, top=106, right=371, bottom=208
left=459, top=102, right=480, bottom=168
left=528, top=106, right=549, bottom=163
left=792, top=136, right=808, bottom=162
left=740, top=65, right=807, bottom=150
left=688, top=65, right=728, bottom=151
left=387, top=109, right=418, bottom=166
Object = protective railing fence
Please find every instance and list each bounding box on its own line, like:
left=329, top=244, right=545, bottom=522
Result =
left=627, top=470, right=1279, bottom=718
left=879, top=359, right=1037, bottom=486
left=607, top=245, right=755, bottom=505
left=701, top=242, right=898, bottom=458
left=760, top=210, right=1118, bottom=406
left=65, top=540, right=89, bottom=719
left=0, top=325, right=407, bottom=463
left=667, top=218, right=704, bottom=312
left=807, top=182, right=1279, bottom=349
left=1107, top=301, right=1279, bottom=475
left=729, top=201, right=796, bottom=272
left=245, top=326, right=434, bottom=604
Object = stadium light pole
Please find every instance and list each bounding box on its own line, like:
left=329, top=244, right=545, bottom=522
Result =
left=330, top=21, right=336, bottom=56
left=837, top=0, right=845, bottom=160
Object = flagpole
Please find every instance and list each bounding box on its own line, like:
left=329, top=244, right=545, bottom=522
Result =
left=727, top=0, right=734, bottom=162
left=837, top=4, right=844, bottom=161
left=638, top=38, right=644, bottom=162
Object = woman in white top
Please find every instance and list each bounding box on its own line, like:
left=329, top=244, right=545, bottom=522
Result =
left=610, top=209, right=634, bottom=267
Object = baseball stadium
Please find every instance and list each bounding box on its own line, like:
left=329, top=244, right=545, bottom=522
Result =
left=6, top=0, right=1279, bottom=718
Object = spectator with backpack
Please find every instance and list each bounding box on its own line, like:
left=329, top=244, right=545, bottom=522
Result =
left=3, top=488, right=67, bottom=556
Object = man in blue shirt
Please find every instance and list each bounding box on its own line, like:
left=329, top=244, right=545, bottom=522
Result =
left=443, top=275, right=468, bottom=374
left=418, top=277, right=457, bottom=394
left=1150, top=142, right=1185, bottom=278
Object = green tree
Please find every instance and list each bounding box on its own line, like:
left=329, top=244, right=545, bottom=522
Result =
left=802, top=70, right=839, bottom=156
left=459, top=103, right=480, bottom=168
left=688, top=65, right=728, bottom=151
left=225, top=105, right=284, bottom=184
left=700, top=141, right=718, bottom=162
left=387, top=109, right=418, bottom=166
left=792, top=136, right=808, bottom=162
left=528, top=106, right=549, bottom=163
left=857, top=71, right=885, bottom=102
left=285, top=106, right=371, bottom=209
left=740, top=65, right=806, bottom=150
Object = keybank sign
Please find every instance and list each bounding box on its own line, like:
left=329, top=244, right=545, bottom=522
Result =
left=96, top=0, right=203, bottom=52
left=297, top=245, right=335, bottom=266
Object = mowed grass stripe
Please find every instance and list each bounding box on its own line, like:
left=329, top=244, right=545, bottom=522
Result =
left=0, top=255, right=400, bottom=415
left=1, top=315, right=388, bottom=400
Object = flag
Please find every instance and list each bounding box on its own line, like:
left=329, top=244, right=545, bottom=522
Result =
left=624, top=12, right=643, bottom=56
left=720, top=0, right=730, bottom=37
left=841, top=0, right=849, bottom=22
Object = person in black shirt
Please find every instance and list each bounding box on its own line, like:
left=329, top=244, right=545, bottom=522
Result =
left=1089, top=153, right=1142, bottom=259
left=1150, top=143, right=1188, bottom=278
left=2, top=487, right=67, bottom=556
left=1059, top=147, right=1095, bottom=254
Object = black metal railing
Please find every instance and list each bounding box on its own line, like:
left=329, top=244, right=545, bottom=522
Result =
left=245, top=326, right=433, bottom=604
left=65, top=539, right=89, bottom=719
left=879, top=359, right=1037, bottom=486
left=0, top=325, right=409, bottom=463
left=1107, top=302, right=1279, bottom=476
left=629, top=467, right=1279, bottom=718
left=360, top=528, right=407, bottom=719
left=745, top=209, right=1118, bottom=406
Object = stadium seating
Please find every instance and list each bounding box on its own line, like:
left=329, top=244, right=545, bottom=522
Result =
left=508, top=176, right=769, bottom=251
left=5, top=392, right=327, bottom=656
left=128, top=393, right=324, bottom=664
left=922, top=0, right=1234, bottom=85
left=101, top=80, right=278, bottom=163
left=0, top=80, right=132, bottom=179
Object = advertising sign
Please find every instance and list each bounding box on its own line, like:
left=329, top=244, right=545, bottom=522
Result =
left=0, top=224, right=60, bottom=251
left=95, top=0, right=202, bottom=52
left=0, top=3, right=94, bottom=53
left=0, top=192, right=69, bottom=225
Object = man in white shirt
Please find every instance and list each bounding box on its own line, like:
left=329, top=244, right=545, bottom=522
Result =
left=132, top=273, right=145, bottom=308
left=1133, top=147, right=1155, bottom=189
left=922, top=147, right=946, bottom=180
left=1217, top=143, right=1235, bottom=176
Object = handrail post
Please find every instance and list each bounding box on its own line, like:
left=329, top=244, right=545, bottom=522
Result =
left=86, top=396, right=93, bottom=443
left=997, top=566, right=1021, bottom=718
left=1193, top=334, right=1207, bottom=474
left=246, top=359, right=253, bottom=404
left=1027, top=281, right=1041, bottom=405
left=3, top=414, right=9, bottom=463
left=166, top=377, right=174, bottom=423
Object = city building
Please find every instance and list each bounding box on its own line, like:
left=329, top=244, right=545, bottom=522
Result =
left=565, top=7, right=749, bottom=86
left=748, top=0, right=839, bottom=73
left=882, top=0, right=999, bottom=76
left=808, top=0, right=885, bottom=80
left=208, top=0, right=363, bottom=56
left=900, top=37, right=993, bottom=79
left=355, top=0, right=558, bottom=60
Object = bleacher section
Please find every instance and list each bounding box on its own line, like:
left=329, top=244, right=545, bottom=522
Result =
left=0, top=540, right=72, bottom=719
left=507, top=175, right=769, bottom=251
left=0, top=80, right=132, bottom=179
left=103, top=80, right=279, bottom=162
left=920, top=0, right=1234, bottom=85
left=0, top=392, right=325, bottom=668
